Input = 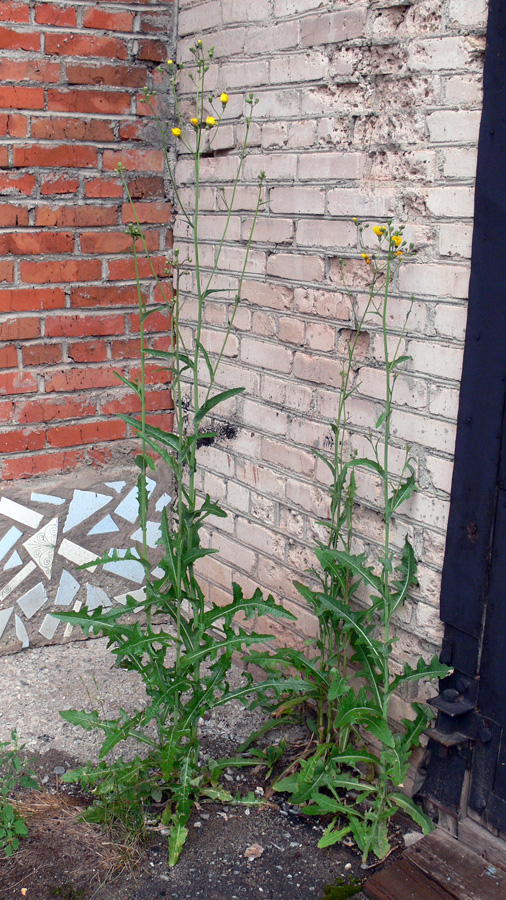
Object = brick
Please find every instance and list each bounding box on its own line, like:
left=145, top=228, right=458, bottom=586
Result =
left=45, top=314, right=124, bottom=338
left=66, top=63, right=146, bottom=88
left=243, top=399, right=288, bottom=435
left=0, top=371, right=37, bottom=395
left=0, top=317, right=39, bottom=341
left=71, top=284, right=146, bottom=308
left=178, top=1, right=221, bottom=37
left=269, top=187, right=324, bottom=216
left=0, top=345, right=17, bottom=368
left=0, top=287, right=65, bottom=313
left=293, top=351, right=340, bottom=388
left=242, top=217, right=293, bottom=244
left=241, top=338, right=293, bottom=374
left=47, top=420, right=126, bottom=449
left=0, top=59, right=60, bottom=83
left=137, top=39, right=166, bottom=63
left=301, top=8, right=367, bottom=47
left=266, top=253, right=325, bottom=283
left=298, top=152, right=366, bottom=181
left=22, top=344, right=62, bottom=367
left=0, top=172, right=35, bottom=195
left=0, top=2, right=30, bottom=23
left=35, top=3, right=76, bottom=26
left=426, top=110, right=481, bottom=144
left=296, top=219, right=355, bottom=249
left=17, top=395, right=96, bottom=424
left=84, top=178, right=123, bottom=199
left=442, top=148, right=478, bottom=179
left=127, top=176, right=165, bottom=199
left=448, top=0, right=488, bottom=27
left=0, top=86, right=44, bottom=110
left=0, top=232, right=73, bottom=255
left=35, top=206, right=117, bottom=228
left=20, top=259, right=102, bottom=285
left=103, top=149, right=164, bottom=172
left=0, top=261, right=14, bottom=282
left=45, top=366, right=121, bottom=393
left=407, top=37, right=470, bottom=71
left=262, top=438, right=315, bottom=478
left=0, top=27, right=39, bottom=52
left=0, top=112, right=27, bottom=137
left=398, top=264, right=470, bottom=300
left=40, top=175, right=80, bottom=196
left=0, top=428, right=45, bottom=453
left=82, top=8, right=134, bottom=31
left=244, top=20, right=298, bottom=53
left=0, top=149, right=7, bottom=168
left=2, top=450, right=83, bottom=481
left=0, top=205, right=28, bottom=227
left=439, top=224, right=473, bottom=259
left=47, top=89, right=131, bottom=116
left=68, top=340, right=108, bottom=363
left=80, top=231, right=159, bottom=254
left=45, top=32, right=128, bottom=60
left=13, top=145, right=97, bottom=169
left=122, top=202, right=171, bottom=224
left=107, top=256, right=169, bottom=280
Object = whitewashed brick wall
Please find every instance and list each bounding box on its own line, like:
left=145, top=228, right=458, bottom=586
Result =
left=174, top=0, right=488, bottom=710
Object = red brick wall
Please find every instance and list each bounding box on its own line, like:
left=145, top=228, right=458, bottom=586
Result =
left=0, top=0, right=175, bottom=480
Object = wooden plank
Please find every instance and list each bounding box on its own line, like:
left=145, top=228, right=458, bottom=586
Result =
left=404, top=831, right=506, bottom=900
left=458, top=817, right=506, bottom=873
left=363, top=857, right=453, bottom=900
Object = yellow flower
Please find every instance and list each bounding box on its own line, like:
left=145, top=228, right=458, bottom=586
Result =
left=171, top=127, right=182, bottom=137
left=372, top=226, right=385, bottom=237
left=197, top=39, right=202, bottom=46
left=361, top=253, right=371, bottom=265
left=205, top=116, right=216, bottom=127
left=396, top=250, right=403, bottom=257
left=190, top=117, right=199, bottom=127
left=167, top=59, right=173, bottom=66
left=391, top=234, right=402, bottom=247
left=220, top=92, right=229, bottom=105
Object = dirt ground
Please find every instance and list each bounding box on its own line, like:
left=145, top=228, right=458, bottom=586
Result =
left=0, top=639, right=413, bottom=900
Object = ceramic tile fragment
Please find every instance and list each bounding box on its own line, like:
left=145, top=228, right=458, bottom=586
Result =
left=0, top=526, right=23, bottom=563
left=105, top=481, right=126, bottom=493
left=55, top=569, right=80, bottom=606
left=87, top=515, right=119, bottom=536
left=4, top=551, right=22, bottom=571
left=155, top=493, right=172, bottom=512
left=0, top=606, right=13, bottom=639
left=0, top=561, right=36, bottom=604
left=31, top=492, right=65, bottom=506
left=58, top=539, right=98, bottom=572
left=39, top=614, right=59, bottom=640
left=114, top=478, right=156, bottom=523
left=23, top=516, right=58, bottom=579
left=15, top=614, right=29, bottom=648
left=63, top=490, right=112, bottom=533
left=18, top=582, right=48, bottom=619
left=130, top=521, right=162, bottom=549
left=115, top=586, right=146, bottom=605
left=63, top=600, right=81, bottom=639
left=0, top=497, right=43, bottom=529
left=152, top=566, right=164, bottom=579
left=103, top=548, right=144, bottom=583
left=86, top=584, right=112, bottom=611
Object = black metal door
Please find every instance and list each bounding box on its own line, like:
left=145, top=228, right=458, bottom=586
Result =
left=428, top=0, right=506, bottom=834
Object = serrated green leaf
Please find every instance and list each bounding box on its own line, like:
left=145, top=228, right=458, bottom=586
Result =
left=390, top=792, right=434, bottom=833
left=194, top=387, right=244, bottom=425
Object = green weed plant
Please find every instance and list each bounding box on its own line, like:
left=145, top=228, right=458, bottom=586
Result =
left=54, top=43, right=294, bottom=866
left=0, top=731, right=38, bottom=857
left=248, top=222, right=452, bottom=863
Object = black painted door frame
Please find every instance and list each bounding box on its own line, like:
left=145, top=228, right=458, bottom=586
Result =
left=426, top=0, right=506, bottom=833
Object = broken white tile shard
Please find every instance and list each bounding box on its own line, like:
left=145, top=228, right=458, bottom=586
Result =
left=130, top=521, right=162, bottom=549
left=15, top=614, right=29, bottom=648
left=152, top=566, right=164, bottom=579
left=103, top=548, right=145, bottom=583
left=31, top=492, right=65, bottom=506
left=155, top=493, right=172, bottom=512
left=0, top=526, right=23, bottom=563
left=0, top=561, right=36, bottom=604
left=88, top=515, right=119, bottom=536
left=85, top=584, right=112, bottom=611
left=18, top=582, right=48, bottom=619
left=58, top=539, right=98, bottom=572
left=0, top=497, right=43, bottom=529
left=39, top=614, right=59, bottom=640
left=114, top=478, right=156, bottom=523
left=63, top=600, right=81, bottom=639
left=4, top=551, right=22, bottom=571
left=23, top=516, right=58, bottom=579
left=115, top=586, right=146, bottom=606
left=63, top=490, right=113, bottom=533
left=55, top=569, right=80, bottom=606
left=105, top=481, right=126, bottom=493
left=0, top=606, right=13, bottom=639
